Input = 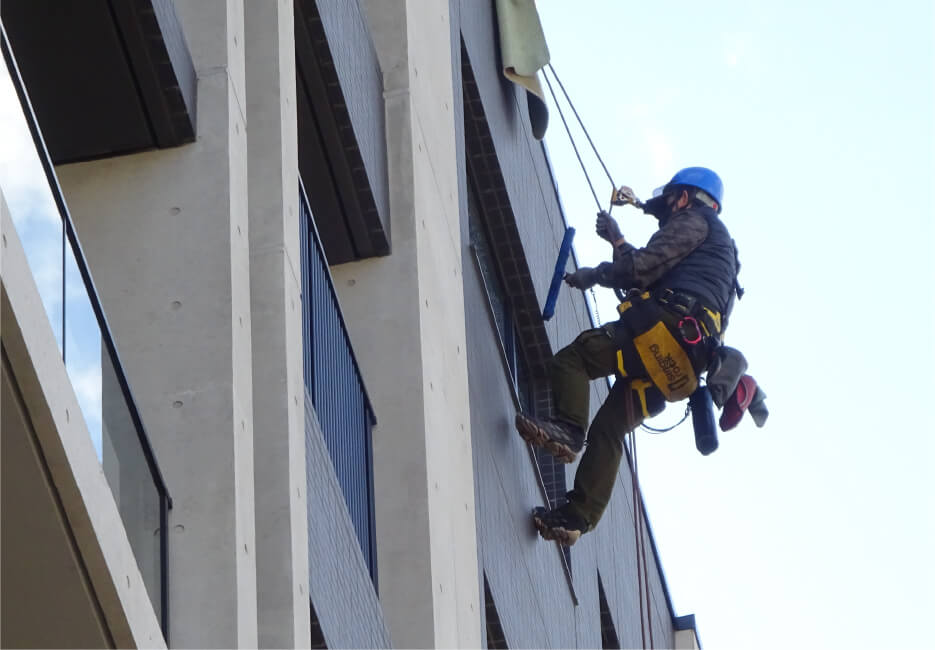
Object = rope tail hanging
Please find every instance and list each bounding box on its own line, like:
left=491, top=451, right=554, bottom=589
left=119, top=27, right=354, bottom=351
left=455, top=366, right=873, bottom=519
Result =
left=541, top=61, right=691, bottom=436
left=625, top=391, right=655, bottom=649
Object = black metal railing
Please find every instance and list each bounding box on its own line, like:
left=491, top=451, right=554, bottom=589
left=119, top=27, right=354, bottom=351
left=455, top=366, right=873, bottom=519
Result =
left=299, top=178, right=378, bottom=586
left=1, top=24, right=172, bottom=638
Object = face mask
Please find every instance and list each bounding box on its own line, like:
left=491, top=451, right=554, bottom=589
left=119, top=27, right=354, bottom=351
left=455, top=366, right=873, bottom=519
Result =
left=642, top=194, right=674, bottom=220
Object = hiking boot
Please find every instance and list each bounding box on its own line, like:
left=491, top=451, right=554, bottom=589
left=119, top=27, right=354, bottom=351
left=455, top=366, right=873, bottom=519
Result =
left=532, top=506, right=590, bottom=546
left=515, top=413, right=585, bottom=463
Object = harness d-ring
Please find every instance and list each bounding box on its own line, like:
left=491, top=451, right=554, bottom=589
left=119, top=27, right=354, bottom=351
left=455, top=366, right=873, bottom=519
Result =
left=679, top=316, right=703, bottom=345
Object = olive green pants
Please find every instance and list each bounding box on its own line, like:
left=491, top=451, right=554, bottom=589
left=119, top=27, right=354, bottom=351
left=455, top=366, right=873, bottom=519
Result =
left=549, top=322, right=646, bottom=529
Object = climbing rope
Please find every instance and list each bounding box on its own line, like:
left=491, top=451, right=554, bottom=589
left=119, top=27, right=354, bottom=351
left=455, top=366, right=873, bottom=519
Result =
left=641, top=404, right=691, bottom=434
left=545, top=63, right=688, bottom=646
left=541, top=64, right=618, bottom=323
left=541, top=67, right=604, bottom=211
left=625, top=392, right=655, bottom=649
left=542, top=64, right=692, bottom=436
left=545, top=63, right=617, bottom=197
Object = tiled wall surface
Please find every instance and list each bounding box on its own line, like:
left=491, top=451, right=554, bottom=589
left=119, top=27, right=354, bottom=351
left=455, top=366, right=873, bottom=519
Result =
left=305, top=394, right=390, bottom=649
left=455, top=2, right=676, bottom=648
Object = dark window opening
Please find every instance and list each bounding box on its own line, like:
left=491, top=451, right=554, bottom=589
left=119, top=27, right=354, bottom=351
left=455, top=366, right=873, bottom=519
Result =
left=467, top=164, right=570, bottom=568
left=300, top=180, right=378, bottom=587
left=534, top=446, right=568, bottom=511
left=484, top=574, right=509, bottom=649
left=310, top=600, right=328, bottom=649
left=462, top=39, right=577, bottom=604
left=468, top=184, right=533, bottom=413
left=598, top=573, right=620, bottom=649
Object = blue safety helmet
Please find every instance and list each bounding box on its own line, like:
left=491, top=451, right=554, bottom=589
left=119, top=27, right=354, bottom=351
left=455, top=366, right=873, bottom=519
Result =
left=653, top=167, right=724, bottom=212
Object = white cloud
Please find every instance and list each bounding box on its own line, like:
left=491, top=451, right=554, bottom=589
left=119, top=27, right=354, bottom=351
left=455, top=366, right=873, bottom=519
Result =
left=0, top=61, right=60, bottom=227
left=68, top=362, right=104, bottom=459
left=70, top=363, right=102, bottom=419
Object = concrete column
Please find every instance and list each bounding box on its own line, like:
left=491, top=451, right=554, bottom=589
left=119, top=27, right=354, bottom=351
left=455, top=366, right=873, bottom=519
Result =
left=675, top=628, right=701, bottom=649
left=333, top=2, right=481, bottom=647
left=55, top=1, right=258, bottom=646
left=243, top=0, right=310, bottom=647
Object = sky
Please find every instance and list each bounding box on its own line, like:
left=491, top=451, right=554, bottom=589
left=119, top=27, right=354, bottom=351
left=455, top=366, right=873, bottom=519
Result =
left=537, top=1, right=934, bottom=648
left=0, top=57, right=106, bottom=458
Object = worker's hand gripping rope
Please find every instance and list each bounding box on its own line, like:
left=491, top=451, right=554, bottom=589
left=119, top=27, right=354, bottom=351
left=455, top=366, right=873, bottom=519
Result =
left=595, top=210, right=622, bottom=244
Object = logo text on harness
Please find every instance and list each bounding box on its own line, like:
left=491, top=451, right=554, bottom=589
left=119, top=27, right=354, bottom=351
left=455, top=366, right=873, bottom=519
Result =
left=649, top=343, right=690, bottom=392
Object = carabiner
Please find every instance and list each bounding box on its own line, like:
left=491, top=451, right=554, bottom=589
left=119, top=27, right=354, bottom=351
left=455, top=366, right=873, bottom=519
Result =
left=679, top=316, right=703, bottom=345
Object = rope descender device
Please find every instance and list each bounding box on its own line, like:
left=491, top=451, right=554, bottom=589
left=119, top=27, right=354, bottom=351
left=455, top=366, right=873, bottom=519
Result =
left=610, top=185, right=644, bottom=210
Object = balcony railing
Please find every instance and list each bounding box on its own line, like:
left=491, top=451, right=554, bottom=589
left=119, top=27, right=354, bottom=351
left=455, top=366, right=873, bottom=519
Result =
left=1, top=24, right=172, bottom=637
left=299, top=178, right=378, bottom=586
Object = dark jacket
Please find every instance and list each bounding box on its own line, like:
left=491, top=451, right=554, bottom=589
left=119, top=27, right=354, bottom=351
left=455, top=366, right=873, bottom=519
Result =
left=595, top=205, right=739, bottom=319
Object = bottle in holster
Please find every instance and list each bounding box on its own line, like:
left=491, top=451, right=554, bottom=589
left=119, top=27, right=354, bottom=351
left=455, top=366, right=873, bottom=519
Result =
left=689, top=385, right=718, bottom=455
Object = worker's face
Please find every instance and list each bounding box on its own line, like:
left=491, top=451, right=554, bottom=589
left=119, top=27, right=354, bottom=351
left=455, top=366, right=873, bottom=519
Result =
left=643, top=189, right=688, bottom=220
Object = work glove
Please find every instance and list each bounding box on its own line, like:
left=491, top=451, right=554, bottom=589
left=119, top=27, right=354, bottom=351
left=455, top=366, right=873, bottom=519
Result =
left=564, top=267, right=599, bottom=290
left=595, top=210, right=623, bottom=244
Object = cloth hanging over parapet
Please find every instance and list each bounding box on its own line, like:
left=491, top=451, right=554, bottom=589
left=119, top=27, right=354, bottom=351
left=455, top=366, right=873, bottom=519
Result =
left=495, top=0, right=550, bottom=139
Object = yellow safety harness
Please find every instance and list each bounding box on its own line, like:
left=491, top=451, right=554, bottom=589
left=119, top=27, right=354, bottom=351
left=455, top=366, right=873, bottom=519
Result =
left=613, top=290, right=722, bottom=418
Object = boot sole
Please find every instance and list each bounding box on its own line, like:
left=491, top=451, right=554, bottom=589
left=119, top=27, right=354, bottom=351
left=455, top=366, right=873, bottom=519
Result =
left=532, top=512, right=582, bottom=546
left=515, top=414, right=579, bottom=464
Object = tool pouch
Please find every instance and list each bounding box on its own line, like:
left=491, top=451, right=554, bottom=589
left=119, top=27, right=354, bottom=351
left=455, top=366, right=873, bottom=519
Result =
left=632, top=321, right=698, bottom=401
left=614, top=292, right=699, bottom=403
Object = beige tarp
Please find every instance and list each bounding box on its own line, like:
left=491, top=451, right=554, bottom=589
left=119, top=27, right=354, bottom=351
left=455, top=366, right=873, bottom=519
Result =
left=495, top=0, right=550, bottom=139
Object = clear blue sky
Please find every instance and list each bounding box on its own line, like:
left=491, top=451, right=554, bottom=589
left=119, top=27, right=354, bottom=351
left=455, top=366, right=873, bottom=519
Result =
left=537, top=1, right=934, bottom=648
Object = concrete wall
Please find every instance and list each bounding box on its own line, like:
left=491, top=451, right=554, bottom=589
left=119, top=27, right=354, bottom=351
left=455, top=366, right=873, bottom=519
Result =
left=332, top=1, right=481, bottom=647
left=55, top=1, right=258, bottom=645
left=1, top=192, right=164, bottom=648
left=7, top=1, right=689, bottom=646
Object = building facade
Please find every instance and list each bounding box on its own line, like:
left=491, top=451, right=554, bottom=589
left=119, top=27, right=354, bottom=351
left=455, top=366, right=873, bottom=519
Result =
left=0, top=1, right=700, bottom=648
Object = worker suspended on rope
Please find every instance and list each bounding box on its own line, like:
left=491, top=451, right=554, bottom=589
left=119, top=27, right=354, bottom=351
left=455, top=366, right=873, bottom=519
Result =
left=518, top=166, right=750, bottom=546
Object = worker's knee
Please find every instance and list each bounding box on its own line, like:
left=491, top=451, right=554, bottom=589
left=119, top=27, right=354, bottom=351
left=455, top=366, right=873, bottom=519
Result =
left=553, top=328, right=617, bottom=375
left=549, top=342, right=579, bottom=369
left=587, top=410, right=628, bottom=449
left=548, top=336, right=590, bottom=377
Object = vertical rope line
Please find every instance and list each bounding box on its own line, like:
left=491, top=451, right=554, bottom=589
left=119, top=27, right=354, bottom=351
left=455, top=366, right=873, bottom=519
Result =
left=635, top=436, right=655, bottom=649
left=626, top=390, right=647, bottom=649
left=541, top=66, right=602, bottom=210
left=61, top=226, right=66, bottom=363
left=546, top=63, right=616, bottom=189
left=633, top=432, right=649, bottom=648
